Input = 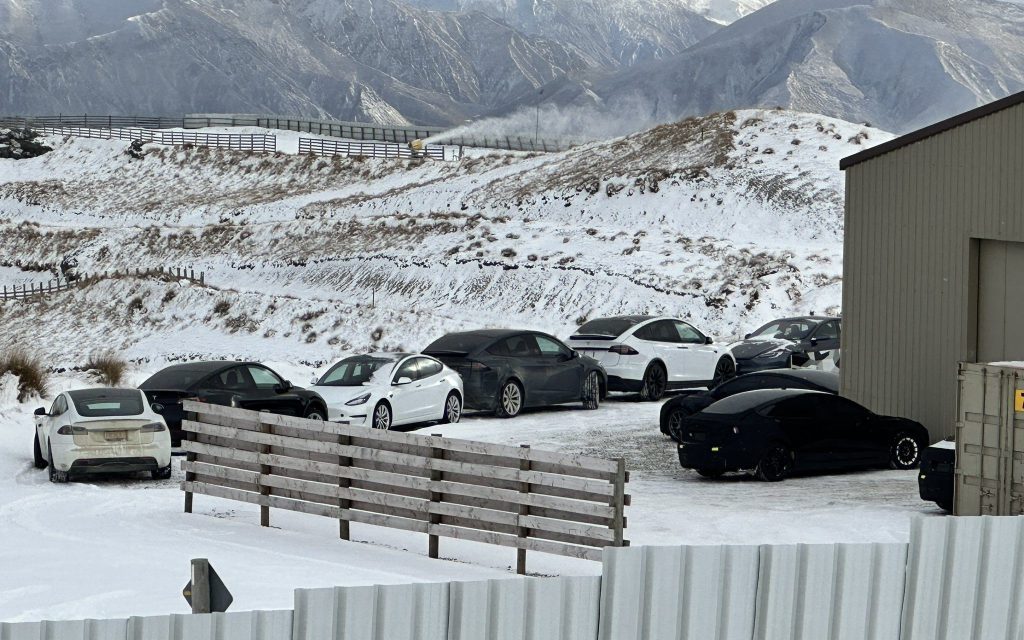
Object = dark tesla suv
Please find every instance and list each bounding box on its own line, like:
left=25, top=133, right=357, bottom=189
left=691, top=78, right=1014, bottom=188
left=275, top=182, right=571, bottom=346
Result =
left=659, top=369, right=839, bottom=440
left=676, top=389, right=929, bottom=481
left=140, top=361, right=327, bottom=446
left=422, top=329, right=606, bottom=417
left=731, top=316, right=840, bottom=374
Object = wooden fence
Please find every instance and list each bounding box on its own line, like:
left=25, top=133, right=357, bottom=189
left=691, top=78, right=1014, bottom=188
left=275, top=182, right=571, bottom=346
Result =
left=181, top=402, right=629, bottom=573
left=297, top=137, right=448, bottom=161
left=0, top=266, right=205, bottom=301
left=34, top=126, right=277, bottom=153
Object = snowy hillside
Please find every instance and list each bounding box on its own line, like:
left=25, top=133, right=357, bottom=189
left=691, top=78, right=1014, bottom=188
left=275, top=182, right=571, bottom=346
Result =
left=0, top=109, right=892, bottom=369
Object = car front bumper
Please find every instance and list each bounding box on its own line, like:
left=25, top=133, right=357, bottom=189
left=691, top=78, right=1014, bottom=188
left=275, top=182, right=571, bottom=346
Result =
left=734, top=357, right=790, bottom=375
left=327, top=405, right=369, bottom=426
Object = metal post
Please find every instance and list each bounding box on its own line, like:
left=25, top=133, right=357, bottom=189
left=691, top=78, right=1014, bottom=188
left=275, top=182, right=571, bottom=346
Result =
left=428, top=434, right=444, bottom=559
left=517, top=444, right=530, bottom=575
left=190, top=558, right=211, bottom=614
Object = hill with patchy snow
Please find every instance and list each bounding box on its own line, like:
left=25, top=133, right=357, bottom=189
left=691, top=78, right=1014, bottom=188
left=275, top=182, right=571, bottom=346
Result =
left=0, top=109, right=891, bottom=368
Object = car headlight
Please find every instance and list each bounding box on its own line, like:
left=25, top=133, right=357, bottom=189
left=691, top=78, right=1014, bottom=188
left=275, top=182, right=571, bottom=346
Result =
left=756, top=347, right=791, bottom=360
left=345, top=393, right=371, bottom=406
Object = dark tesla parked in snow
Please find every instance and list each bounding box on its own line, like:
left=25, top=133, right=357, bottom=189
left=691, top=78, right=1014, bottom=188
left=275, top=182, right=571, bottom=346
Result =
left=140, top=361, right=328, bottom=446
left=423, top=330, right=606, bottom=417
left=730, top=316, right=840, bottom=374
left=918, top=438, right=955, bottom=512
left=676, top=389, right=929, bottom=481
left=660, top=369, right=839, bottom=440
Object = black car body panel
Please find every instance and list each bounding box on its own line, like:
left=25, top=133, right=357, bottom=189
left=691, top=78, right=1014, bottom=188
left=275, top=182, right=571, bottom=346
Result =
left=660, top=369, right=840, bottom=439
left=731, top=316, right=841, bottom=375
left=140, top=361, right=326, bottom=446
left=676, top=389, right=929, bottom=476
left=918, top=440, right=955, bottom=511
left=423, top=330, right=606, bottom=413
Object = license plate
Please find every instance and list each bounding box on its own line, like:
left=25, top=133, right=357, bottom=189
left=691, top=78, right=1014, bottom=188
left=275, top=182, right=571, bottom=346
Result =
left=104, top=431, right=127, bottom=442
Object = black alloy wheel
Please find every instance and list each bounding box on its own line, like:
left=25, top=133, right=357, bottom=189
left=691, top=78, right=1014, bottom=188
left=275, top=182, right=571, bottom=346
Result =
left=639, top=363, right=667, bottom=401
left=755, top=444, right=793, bottom=482
left=889, top=432, right=922, bottom=470
left=151, top=465, right=173, bottom=480
left=665, top=409, right=686, bottom=440
left=711, top=357, right=736, bottom=387
left=582, top=372, right=601, bottom=410
left=372, top=402, right=393, bottom=430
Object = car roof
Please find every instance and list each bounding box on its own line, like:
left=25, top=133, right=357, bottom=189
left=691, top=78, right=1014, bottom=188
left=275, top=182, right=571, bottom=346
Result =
left=153, top=361, right=253, bottom=374
left=66, top=388, right=143, bottom=399
left=704, top=388, right=830, bottom=413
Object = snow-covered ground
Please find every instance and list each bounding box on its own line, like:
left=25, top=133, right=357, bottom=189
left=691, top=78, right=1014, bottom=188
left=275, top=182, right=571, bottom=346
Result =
left=0, top=370, right=943, bottom=622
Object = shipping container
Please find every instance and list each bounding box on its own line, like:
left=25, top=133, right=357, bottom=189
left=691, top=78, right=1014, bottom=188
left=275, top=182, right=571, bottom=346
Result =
left=955, top=362, right=1024, bottom=516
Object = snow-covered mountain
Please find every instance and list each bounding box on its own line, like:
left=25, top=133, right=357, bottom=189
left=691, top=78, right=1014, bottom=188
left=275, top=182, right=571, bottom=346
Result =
left=524, top=0, right=1024, bottom=133
left=0, top=109, right=892, bottom=366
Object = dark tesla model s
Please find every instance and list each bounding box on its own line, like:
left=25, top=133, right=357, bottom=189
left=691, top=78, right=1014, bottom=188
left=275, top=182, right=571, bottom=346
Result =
left=422, top=329, right=606, bottom=418
left=730, top=316, right=840, bottom=374
left=676, top=389, right=929, bottom=481
left=659, top=369, right=839, bottom=439
left=140, top=361, right=327, bottom=446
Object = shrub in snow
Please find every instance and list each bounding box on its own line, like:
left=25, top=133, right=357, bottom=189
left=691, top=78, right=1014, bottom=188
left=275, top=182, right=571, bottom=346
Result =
left=84, top=350, right=128, bottom=386
left=0, top=347, right=48, bottom=401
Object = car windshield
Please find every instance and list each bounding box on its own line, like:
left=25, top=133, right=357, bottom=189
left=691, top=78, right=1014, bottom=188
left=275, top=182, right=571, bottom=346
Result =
left=68, top=389, right=145, bottom=417
left=140, top=367, right=210, bottom=390
left=572, top=316, right=653, bottom=339
left=749, top=319, right=819, bottom=341
left=317, top=357, right=393, bottom=386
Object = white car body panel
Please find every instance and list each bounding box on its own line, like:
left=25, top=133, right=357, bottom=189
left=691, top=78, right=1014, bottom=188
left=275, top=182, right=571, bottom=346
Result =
left=35, top=389, right=171, bottom=475
left=313, top=353, right=463, bottom=427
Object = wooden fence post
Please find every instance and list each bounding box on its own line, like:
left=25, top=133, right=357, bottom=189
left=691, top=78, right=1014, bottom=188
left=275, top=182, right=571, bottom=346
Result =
left=190, top=558, right=211, bottom=614
left=612, top=457, right=626, bottom=547
left=428, top=434, right=444, bottom=559
left=517, top=444, right=531, bottom=575
left=184, top=407, right=196, bottom=514
left=338, top=430, right=351, bottom=541
left=259, top=411, right=272, bottom=527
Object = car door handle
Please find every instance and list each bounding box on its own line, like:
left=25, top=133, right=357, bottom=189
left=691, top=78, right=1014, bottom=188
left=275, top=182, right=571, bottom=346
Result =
left=677, top=346, right=689, bottom=349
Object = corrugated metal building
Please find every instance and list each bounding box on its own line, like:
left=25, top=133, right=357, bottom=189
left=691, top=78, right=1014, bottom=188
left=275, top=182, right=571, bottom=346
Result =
left=840, top=91, right=1024, bottom=439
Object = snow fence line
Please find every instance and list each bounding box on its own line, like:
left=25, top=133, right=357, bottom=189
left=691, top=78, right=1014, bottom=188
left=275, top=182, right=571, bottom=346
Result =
left=0, top=267, right=205, bottom=301
left=2, top=517, right=1022, bottom=640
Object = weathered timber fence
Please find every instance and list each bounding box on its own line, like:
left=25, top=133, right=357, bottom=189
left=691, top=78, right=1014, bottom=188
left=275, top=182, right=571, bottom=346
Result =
left=34, top=126, right=277, bottom=153
left=0, top=266, right=205, bottom=301
left=180, top=401, right=629, bottom=573
left=296, top=137, right=447, bottom=161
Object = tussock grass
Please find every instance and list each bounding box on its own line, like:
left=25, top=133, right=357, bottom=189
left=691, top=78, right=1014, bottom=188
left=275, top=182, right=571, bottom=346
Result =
left=84, top=350, right=128, bottom=386
left=0, top=346, right=48, bottom=400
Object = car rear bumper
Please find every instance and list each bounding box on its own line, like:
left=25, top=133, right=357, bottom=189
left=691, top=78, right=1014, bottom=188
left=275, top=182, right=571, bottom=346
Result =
left=50, top=440, right=171, bottom=472
left=608, top=375, right=644, bottom=392
left=70, top=457, right=162, bottom=474
left=918, top=470, right=954, bottom=505
left=677, top=442, right=753, bottom=472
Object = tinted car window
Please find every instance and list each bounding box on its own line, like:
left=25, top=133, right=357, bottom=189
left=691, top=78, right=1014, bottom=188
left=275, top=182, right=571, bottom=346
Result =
left=673, top=321, right=704, bottom=344
left=535, top=335, right=568, bottom=357
left=820, top=396, right=870, bottom=421
left=49, top=395, right=67, bottom=416
left=418, top=358, right=443, bottom=378
left=393, top=359, right=419, bottom=382
left=248, top=365, right=283, bottom=389
left=635, top=320, right=679, bottom=343
left=711, top=375, right=771, bottom=399
left=140, top=367, right=210, bottom=390
left=69, top=389, right=144, bottom=417
left=503, top=334, right=539, bottom=357
left=486, top=340, right=509, bottom=356
left=704, top=390, right=803, bottom=414
left=320, top=357, right=393, bottom=386
left=573, top=316, right=653, bottom=338
left=750, top=319, right=819, bottom=341
left=424, top=333, right=491, bottom=355
left=815, top=321, right=840, bottom=341
left=762, top=395, right=820, bottom=419
left=208, top=366, right=253, bottom=391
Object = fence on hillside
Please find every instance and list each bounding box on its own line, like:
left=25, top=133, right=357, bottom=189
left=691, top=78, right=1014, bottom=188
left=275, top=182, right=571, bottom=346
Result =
left=34, top=126, right=277, bottom=153
left=0, top=267, right=205, bottom=301
left=296, top=137, right=447, bottom=160
left=180, top=401, right=629, bottom=573
left=3, top=517, right=1022, bottom=640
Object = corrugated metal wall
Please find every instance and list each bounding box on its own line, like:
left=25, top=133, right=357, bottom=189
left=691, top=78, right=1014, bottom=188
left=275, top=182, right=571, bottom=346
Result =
left=0, top=610, right=292, bottom=640
left=842, top=102, right=1024, bottom=440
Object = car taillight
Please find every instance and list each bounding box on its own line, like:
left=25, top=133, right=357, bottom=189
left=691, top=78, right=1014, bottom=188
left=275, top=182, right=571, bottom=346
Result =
left=469, top=361, right=490, bottom=371
left=609, top=345, right=640, bottom=355
left=141, top=423, right=166, bottom=432
left=56, top=426, right=87, bottom=435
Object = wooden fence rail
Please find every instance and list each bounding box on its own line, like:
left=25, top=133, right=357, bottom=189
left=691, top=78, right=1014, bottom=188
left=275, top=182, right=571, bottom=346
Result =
left=0, top=266, right=205, bottom=301
left=33, top=126, right=277, bottom=153
left=181, top=401, right=629, bottom=572
left=297, top=137, right=448, bottom=160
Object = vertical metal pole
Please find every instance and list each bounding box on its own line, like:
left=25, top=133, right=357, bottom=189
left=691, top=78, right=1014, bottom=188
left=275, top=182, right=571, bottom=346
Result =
left=428, top=434, right=444, bottom=559
left=517, top=444, right=531, bottom=575
left=190, top=558, right=211, bottom=614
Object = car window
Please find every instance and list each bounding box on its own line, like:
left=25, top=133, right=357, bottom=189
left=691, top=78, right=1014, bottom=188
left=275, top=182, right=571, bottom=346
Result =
left=815, top=321, right=839, bottom=342
left=673, top=321, right=705, bottom=344
left=573, top=316, right=652, bottom=339
left=635, top=320, right=679, bottom=343
left=248, top=365, right=284, bottom=389
left=418, top=358, right=443, bottom=378
left=320, top=357, right=393, bottom=386
left=69, top=390, right=145, bottom=417
left=763, top=395, right=819, bottom=419
left=534, top=335, right=569, bottom=358
left=393, top=358, right=419, bottom=382
left=503, top=334, right=540, bottom=358
left=208, top=366, right=254, bottom=391
left=819, top=396, right=869, bottom=421
left=49, top=395, right=66, bottom=416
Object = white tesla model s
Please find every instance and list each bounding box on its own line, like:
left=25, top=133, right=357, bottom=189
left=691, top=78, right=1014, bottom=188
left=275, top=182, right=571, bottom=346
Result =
left=33, top=388, right=172, bottom=483
left=311, top=353, right=463, bottom=430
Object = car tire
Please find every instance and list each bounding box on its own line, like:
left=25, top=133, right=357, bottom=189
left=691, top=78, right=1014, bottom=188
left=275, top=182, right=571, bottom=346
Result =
left=696, top=468, right=725, bottom=479
left=47, top=442, right=69, bottom=484
left=442, top=392, right=462, bottom=424
left=665, top=408, right=686, bottom=441
left=755, top=444, right=793, bottom=482
left=372, top=402, right=392, bottom=430
left=151, top=465, right=172, bottom=480
left=889, top=432, right=922, bottom=470
left=495, top=380, right=524, bottom=418
left=711, top=357, right=736, bottom=387
left=33, top=433, right=47, bottom=469
left=304, top=406, right=326, bottom=421
left=582, top=372, right=601, bottom=410
left=639, top=363, right=667, bottom=401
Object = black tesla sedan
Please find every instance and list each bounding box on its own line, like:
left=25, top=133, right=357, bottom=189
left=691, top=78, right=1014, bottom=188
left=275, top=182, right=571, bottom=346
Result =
left=660, top=369, right=839, bottom=440
left=918, top=438, right=955, bottom=511
left=676, top=389, right=929, bottom=481
left=422, top=329, right=606, bottom=417
left=730, top=316, right=840, bottom=374
left=140, top=361, right=328, bottom=446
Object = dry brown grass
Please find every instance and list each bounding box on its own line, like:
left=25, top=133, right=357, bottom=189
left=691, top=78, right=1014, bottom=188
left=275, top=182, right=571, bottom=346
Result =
left=0, top=346, right=48, bottom=400
left=84, top=350, right=128, bottom=386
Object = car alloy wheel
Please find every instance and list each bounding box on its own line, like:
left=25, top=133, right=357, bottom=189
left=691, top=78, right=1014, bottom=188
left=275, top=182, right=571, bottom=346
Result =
left=373, top=403, right=392, bottom=430
left=639, top=363, right=667, bottom=401
left=497, top=381, right=523, bottom=418
left=755, top=444, right=793, bottom=482
left=582, top=371, right=601, bottom=410
left=890, top=433, right=921, bottom=469
left=712, top=357, right=736, bottom=386
left=443, top=394, right=462, bottom=424
left=666, top=409, right=686, bottom=440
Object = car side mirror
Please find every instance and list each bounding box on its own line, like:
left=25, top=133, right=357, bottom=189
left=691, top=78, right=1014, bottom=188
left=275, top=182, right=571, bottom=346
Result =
left=34, top=407, right=47, bottom=416
left=310, top=375, right=319, bottom=385
left=274, top=381, right=293, bottom=393
left=151, top=403, right=165, bottom=414
left=572, top=349, right=581, bottom=359
left=394, top=376, right=413, bottom=386
left=810, top=338, right=819, bottom=346
left=704, top=336, right=714, bottom=345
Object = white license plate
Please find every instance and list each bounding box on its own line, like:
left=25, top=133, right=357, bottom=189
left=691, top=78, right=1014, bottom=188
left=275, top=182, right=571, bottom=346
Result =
left=104, top=431, right=127, bottom=442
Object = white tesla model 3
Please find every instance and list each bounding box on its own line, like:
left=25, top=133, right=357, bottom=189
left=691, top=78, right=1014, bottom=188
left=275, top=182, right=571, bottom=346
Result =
left=311, top=353, right=464, bottom=430
left=33, top=388, right=172, bottom=483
